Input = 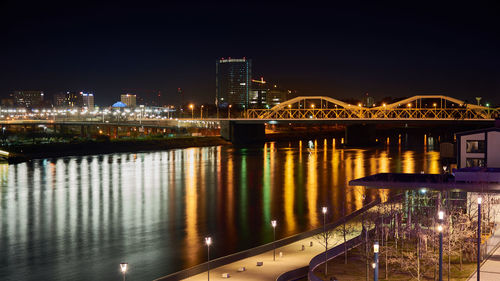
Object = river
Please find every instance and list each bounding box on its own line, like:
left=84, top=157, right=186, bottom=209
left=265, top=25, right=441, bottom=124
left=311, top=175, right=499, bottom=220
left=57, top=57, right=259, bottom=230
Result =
left=0, top=137, right=441, bottom=280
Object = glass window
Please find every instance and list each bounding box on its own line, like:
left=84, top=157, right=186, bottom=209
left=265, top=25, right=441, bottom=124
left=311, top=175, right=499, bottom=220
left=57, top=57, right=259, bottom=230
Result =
left=466, top=140, right=485, bottom=153
left=466, top=158, right=485, bottom=167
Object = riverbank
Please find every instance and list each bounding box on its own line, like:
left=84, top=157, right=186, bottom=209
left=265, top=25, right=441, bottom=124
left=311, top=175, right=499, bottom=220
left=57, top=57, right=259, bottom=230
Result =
left=2, top=136, right=230, bottom=162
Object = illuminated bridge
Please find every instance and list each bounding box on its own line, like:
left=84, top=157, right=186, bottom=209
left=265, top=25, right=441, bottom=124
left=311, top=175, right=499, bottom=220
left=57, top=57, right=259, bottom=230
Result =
left=247, top=95, right=498, bottom=120
left=0, top=95, right=497, bottom=144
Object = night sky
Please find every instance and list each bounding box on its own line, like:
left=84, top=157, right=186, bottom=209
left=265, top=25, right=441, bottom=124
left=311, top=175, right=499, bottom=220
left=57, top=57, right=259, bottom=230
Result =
left=1, top=1, right=498, bottom=106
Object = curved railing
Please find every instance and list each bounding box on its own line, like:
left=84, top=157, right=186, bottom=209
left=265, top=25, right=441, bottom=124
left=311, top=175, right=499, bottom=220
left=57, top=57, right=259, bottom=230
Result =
left=156, top=199, right=381, bottom=281
left=308, top=233, right=365, bottom=281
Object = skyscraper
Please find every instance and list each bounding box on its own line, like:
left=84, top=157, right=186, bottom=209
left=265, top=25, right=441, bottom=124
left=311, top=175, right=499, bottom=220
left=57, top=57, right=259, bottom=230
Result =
left=121, top=94, right=137, bottom=108
left=216, top=57, right=251, bottom=108
left=81, top=92, right=94, bottom=109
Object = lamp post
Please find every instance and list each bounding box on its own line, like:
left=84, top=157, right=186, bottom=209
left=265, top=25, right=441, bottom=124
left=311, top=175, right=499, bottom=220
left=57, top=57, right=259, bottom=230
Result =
left=271, top=220, right=277, bottom=261
left=322, top=206, right=328, bottom=275
left=228, top=104, right=232, bottom=119
left=119, top=263, right=128, bottom=281
left=205, top=237, right=212, bottom=281
left=189, top=104, right=194, bottom=119
left=373, top=242, right=379, bottom=281
left=201, top=105, right=204, bottom=119
left=438, top=211, right=444, bottom=281
left=477, top=197, right=482, bottom=281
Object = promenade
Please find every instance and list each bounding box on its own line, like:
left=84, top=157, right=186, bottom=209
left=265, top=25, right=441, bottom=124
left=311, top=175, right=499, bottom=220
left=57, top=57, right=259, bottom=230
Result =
left=468, top=196, right=500, bottom=281
left=181, top=222, right=362, bottom=281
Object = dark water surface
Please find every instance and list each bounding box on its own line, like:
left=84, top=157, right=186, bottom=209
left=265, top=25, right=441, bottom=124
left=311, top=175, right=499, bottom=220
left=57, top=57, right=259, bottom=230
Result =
left=0, top=138, right=441, bottom=280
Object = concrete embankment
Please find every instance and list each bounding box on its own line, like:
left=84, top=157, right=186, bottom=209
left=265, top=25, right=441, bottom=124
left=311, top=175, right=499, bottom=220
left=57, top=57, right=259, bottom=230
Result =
left=2, top=136, right=229, bottom=163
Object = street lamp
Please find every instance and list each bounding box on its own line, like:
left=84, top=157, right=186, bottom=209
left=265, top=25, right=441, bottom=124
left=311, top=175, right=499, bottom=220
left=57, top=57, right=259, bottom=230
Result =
left=205, top=237, right=212, bottom=281
left=228, top=104, right=232, bottom=119
left=477, top=197, right=482, bottom=281
left=119, top=263, right=128, bottom=281
left=322, top=206, right=328, bottom=275
left=271, top=220, right=277, bottom=261
left=189, top=104, right=194, bottom=119
left=201, top=105, right=204, bottom=119
left=373, top=242, right=379, bottom=281
left=438, top=210, right=444, bottom=281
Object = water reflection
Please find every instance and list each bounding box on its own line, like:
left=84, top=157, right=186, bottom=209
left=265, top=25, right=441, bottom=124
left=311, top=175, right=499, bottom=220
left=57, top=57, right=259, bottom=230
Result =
left=0, top=141, right=441, bottom=280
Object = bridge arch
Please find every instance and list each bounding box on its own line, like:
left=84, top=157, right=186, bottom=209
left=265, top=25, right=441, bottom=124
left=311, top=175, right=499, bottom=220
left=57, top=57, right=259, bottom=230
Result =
left=269, top=96, right=360, bottom=111
left=373, top=95, right=490, bottom=110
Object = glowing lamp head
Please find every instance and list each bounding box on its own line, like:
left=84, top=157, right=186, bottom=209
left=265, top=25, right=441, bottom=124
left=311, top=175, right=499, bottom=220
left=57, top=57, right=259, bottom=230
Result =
left=119, top=263, right=128, bottom=273
left=271, top=220, right=277, bottom=228
left=205, top=237, right=212, bottom=246
left=438, top=211, right=444, bottom=220
left=311, top=104, right=315, bottom=108
left=372, top=262, right=376, bottom=269
left=382, top=103, right=386, bottom=107
left=322, top=206, right=327, bottom=214
left=373, top=242, right=379, bottom=253
left=189, top=104, right=193, bottom=109
left=478, top=197, right=482, bottom=204
left=437, top=225, right=443, bottom=233
left=433, top=103, right=437, bottom=107
left=407, top=103, right=412, bottom=107
left=358, top=103, right=362, bottom=107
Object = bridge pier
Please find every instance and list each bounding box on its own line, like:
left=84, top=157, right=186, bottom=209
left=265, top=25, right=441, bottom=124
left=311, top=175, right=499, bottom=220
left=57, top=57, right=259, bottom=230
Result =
left=345, top=123, right=376, bottom=146
left=220, top=121, right=265, bottom=144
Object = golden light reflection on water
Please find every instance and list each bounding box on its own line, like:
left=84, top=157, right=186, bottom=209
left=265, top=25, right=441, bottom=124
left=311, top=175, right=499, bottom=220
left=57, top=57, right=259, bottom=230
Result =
left=184, top=148, right=198, bottom=265
left=284, top=149, right=296, bottom=233
left=428, top=151, right=440, bottom=174
left=403, top=150, right=415, bottom=173
left=306, top=141, right=319, bottom=226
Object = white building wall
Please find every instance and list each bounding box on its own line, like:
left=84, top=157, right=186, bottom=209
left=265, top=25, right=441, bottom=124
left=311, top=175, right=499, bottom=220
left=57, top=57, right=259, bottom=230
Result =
left=460, top=132, right=485, bottom=168
left=487, top=131, right=500, bottom=168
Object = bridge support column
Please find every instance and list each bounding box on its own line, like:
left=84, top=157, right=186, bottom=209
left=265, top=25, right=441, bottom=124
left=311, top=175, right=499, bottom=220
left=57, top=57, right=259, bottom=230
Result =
left=345, top=124, right=376, bottom=146
left=220, top=121, right=265, bottom=144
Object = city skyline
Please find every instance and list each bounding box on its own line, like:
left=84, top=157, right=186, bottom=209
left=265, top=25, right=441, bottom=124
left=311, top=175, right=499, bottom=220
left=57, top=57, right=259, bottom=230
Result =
left=1, top=2, right=498, bottom=105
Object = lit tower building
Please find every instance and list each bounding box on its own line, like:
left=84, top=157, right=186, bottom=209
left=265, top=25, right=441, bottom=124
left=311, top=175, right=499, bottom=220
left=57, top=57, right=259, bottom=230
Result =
left=81, top=92, right=94, bottom=109
left=121, top=94, right=137, bottom=108
left=216, top=57, right=251, bottom=108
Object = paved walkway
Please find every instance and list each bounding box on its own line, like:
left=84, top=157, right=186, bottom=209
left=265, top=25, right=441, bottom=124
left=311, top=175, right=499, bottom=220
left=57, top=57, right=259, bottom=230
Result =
left=182, top=222, right=362, bottom=281
left=468, top=195, right=500, bottom=281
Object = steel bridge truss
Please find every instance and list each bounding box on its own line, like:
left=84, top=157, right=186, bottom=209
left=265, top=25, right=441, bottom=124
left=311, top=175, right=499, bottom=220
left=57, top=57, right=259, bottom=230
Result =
left=247, top=95, right=498, bottom=120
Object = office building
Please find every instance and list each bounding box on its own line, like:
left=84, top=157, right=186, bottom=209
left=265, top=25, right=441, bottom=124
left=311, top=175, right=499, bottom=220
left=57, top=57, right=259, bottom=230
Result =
left=67, top=91, right=82, bottom=107
left=81, top=92, right=94, bottom=109
left=121, top=94, right=137, bottom=108
left=53, top=92, right=67, bottom=107
left=249, top=77, right=268, bottom=108
left=11, top=90, right=44, bottom=108
left=266, top=84, right=289, bottom=107
left=216, top=57, right=251, bottom=108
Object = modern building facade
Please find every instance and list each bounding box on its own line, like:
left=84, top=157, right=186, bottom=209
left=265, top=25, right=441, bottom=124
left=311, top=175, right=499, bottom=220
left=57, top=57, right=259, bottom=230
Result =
left=249, top=77, right=268, bottom=108
left=11, top=90, right=44, bottom=108
left=81, top=92, right=94, bottom=109
left=216, top=58, right=251, bottom=108
left=121, top=94, right=137, bottom=108
left=456, top=123, right=500, bottom=168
